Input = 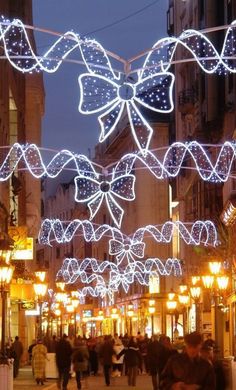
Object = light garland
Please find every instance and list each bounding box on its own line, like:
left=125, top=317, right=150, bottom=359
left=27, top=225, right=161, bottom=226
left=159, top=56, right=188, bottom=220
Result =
left=56, top=257, right=182, bottom=295
left=1, top=17, right=236, bottom=75
left=1, top=18, right=236, bottom=154
left=2, top=142, right=236, bottom=226
left=2, top=142, right=236, bottom=183
left=38, top=218, right=218, bottom=262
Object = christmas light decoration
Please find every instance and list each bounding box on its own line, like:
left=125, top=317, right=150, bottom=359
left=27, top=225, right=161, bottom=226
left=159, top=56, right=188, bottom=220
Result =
left=56, top=257, right=182, bottom=295
left=74, top=171, right=136, bottom=227
left=78, top=38, right=174, bottom=154
left=2, top=142, right=236, bottom=185
left=39, top=219, right=217, bottom=257
left=1, top=17, right=236, bottom=75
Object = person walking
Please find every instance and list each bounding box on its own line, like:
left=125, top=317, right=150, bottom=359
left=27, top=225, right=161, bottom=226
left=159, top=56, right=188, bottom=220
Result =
left=55, top=334, right=72, bottom=390
left=147, top=335, right=166, bottom=390
left=12, top=336, right=23, bottom=378
left=32, top=339, right=48, bottom=385
left=118, top=337, right=141, bottom=387
left=160, top=332, right=216, bottom=390
left=99, top=335, right=114, bottom=386
left=72, top=338, right=89, bottom=389
left=112, top=337, right=124, bottom=377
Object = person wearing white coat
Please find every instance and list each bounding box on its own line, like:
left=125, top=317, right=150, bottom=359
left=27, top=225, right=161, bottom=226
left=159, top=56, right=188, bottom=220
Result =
left=112, top=338, right=124, bottom=377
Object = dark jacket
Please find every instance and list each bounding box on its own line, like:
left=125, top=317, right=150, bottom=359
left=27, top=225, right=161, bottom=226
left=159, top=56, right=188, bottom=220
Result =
left=147, top=340, right=166, bottom=374
left=118, top=342, right=141, bottom=367
left=99, top=340, right=114, bottom=365
left=72, top=345, right=89, bottom=372
left=55, top=338, right=72, bottom=369
left=160, top=352, right=216, bottom=390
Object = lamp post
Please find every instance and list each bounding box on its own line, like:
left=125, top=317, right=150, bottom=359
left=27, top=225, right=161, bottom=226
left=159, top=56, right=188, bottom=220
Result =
left=127, top=303, right=134, bottom=336
left=55, top=289, right=67, bottom=338
left=148, top=300, right=155, bottom=335
left=97, top=310, right=104, bottom=335
left=201, top=261, right=229, bottom=352
left=111, top=307, right=118, bottom=335
left=33, top=270, right=48, bottom=339
left=166, top=293, right=177, bottom=343
left=190, top=280, right=201, bottom=333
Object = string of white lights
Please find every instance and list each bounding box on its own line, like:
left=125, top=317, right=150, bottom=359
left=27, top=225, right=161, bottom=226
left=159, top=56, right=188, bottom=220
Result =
left=1, top=18, right=236, bottom=154
left=56, top=257, right=182, bottom=294
left=39, top=218, right=218, bottom=251
left=1, top=17, right=236, bottom=74
left=1, top=141, right=236, bottom=226
left=2, top=142, right=236, bottom=183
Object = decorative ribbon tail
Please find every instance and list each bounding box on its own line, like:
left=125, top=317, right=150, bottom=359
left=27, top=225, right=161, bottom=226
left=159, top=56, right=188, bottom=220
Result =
left=126, top=101, right=153, bottom=156
left=105, top=193, right=124, bottom=228
left=87, top=193, right=104, bottom=220
left=99, top=101, right=125, bottom=141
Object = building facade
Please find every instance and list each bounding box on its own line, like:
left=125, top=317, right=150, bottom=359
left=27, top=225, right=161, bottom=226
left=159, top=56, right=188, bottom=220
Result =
left=167, top=0, right=236, bottom=356
left=0, top=0, right=44, bottom=361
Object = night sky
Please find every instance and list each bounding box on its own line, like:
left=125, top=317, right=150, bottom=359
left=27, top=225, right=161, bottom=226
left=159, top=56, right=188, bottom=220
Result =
left=32, top=0, right=169, bottom=157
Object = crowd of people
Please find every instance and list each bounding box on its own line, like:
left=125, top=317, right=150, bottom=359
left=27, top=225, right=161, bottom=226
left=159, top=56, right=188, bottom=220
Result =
left=9, top=331, right=227, bottom=389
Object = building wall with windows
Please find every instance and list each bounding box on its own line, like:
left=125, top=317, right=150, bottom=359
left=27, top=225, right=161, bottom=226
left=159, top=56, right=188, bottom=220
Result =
left=0, top=0, right=44, bottom=361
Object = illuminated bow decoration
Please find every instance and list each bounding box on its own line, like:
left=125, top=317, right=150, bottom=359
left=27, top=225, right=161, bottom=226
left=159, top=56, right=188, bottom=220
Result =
left=74, top=173, right=136, bottom=227
left=78, top=40, right=174, bottom=155
left=109, top=239, right=145, bottom=264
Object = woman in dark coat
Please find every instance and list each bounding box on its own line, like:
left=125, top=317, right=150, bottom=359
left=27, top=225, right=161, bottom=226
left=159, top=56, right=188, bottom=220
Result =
left=72, top=339, right=89, bottom=390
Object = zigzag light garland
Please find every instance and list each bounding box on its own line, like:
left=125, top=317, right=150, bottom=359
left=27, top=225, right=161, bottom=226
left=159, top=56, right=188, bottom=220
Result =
left=1, top=18, right=236, bottom=154
left=2, top=142, right=236, bottom=226
left=39, top=219, right=218, bottom=265
left=56, top=257, right=182, bottom=295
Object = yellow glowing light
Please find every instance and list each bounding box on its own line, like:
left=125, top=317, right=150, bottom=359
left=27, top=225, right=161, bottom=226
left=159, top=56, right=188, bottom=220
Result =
left=190, top=286, right=201, bottom=299
left=166, top=300, right=177, bottom=310
left=179, top=284, right=188, bottom=294
left=202, top=275, right=214, bottom=289
left=168, top=291, right=175, bottom=300
left=55, top=292, right=67, bottom=303
left=178, top=294, right=189, bottom=305
left=55, top=309, right=61, bottom=316
left=35, top=271, right=46, bottom=282
left=209, top=262, right=221, bottom=275
left=191, top=276, right=200, bottom=285
left=0, top=262, right=14, bottom=284
left=33, top=282, right=47, bottom=297
left=149, top=299, right=155, bottom=306
left=216, top=275, right=229, bottom=291
left=148, top=306, right=155, bottom=314
left=66, top=304, right=74, bottom=313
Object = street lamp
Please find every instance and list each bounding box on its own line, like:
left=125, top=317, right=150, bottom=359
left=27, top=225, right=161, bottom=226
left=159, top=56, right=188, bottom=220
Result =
left=97, top=310, right=104, bottom=335
left=148, top=300, right=155, bottom=335
left=33, top=270, right=48, bottom=339
left=190, top=280, right=201, bottom=332
left=201, top=262, right=229, bottom=352
left=55, top=289, right=67, bottom=338
left=111, top=307, right=119, bottom=335
left=166, top=293, right=177, bottom=342
left=127, top=303, right=134, bottom=336
left=0, top=256, right=14, bottom=362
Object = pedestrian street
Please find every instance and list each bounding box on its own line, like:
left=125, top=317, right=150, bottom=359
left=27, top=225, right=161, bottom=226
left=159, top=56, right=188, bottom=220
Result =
left=13, top=367, right=153, bottom=390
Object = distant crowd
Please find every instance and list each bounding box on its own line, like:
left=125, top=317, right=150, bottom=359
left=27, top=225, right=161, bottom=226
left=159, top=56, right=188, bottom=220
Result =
left=8, top=331, right=227, bottom=389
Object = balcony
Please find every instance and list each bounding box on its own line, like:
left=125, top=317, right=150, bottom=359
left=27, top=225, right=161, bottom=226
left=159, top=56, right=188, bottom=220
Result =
left=178, top=88, right=197, bottom=115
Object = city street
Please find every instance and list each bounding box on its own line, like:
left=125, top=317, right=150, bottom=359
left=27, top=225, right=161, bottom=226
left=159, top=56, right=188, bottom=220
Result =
left=14, top=367, right=153, bottom=390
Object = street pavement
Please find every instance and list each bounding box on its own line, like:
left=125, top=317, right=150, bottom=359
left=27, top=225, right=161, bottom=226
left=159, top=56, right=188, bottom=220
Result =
left=13, top=367, right=154, bottom=389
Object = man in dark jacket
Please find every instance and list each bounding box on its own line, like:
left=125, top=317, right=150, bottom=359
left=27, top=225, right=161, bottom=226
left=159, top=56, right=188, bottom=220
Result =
left=99, top=335, right=114, bottom=386
left=55, top=334, right=72, bottom=390
left=147, top=335, right=166, bottom=390
left=160, top=332, right=216, bottom=390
